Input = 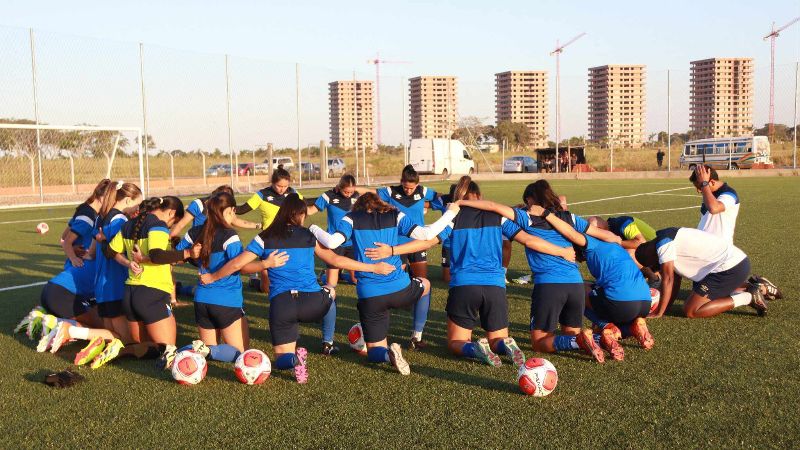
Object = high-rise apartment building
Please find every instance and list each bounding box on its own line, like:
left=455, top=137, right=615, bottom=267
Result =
left=690, top=58, right=753, bottom=138
left=588, top=65, right=646, bottom=146
left=329, top=80, right=374, bottom=149
left=409, top=76, right=458, bottom=140
left=495, top=71, right=548, bottom=147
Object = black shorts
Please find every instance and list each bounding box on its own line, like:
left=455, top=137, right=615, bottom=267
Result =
left=441, top=246, right=450, bottom=268
left=327, top=246, right=355, bottom=269
left=530, top=282, right=585, bottom=332
left=446, top=285, right=508, bottom=332
left=97, top=300, right=124, bottom=319
left=269, top=288, right=333, bottom=346
left=40, top=282, right=92, bottom=319
left=401, top=250, right=427, bottom=265
left=357, top=278, right=425, bottom=343
left=588, top=287, right=649, bottom=325
left=123, top=285, right=172, bottom=325
left=692, top=257, right=750, bottom=300
left=195, top=302, right=245, bottom=330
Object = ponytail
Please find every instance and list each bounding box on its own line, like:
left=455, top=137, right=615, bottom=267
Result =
left=198, top=193, right=236, bottom=268
left=452, top=176, right=479, bottom=202
left=98, top=181, right=119, bottom=217
left=131, top=196, right=184, bottom=247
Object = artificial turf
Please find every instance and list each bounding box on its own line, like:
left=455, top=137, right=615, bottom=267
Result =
left=0, top=177, right=798, bottom=448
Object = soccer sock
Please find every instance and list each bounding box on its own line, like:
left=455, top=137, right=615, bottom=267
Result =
left=177, top=344, right=192, bottom=353
left=209, top=344, right=240, bottom=363
left=367, top=346, right=389, bottom=363
left=275, top=353, right=297, bottom=370
left=619, top=325, right=632, bottom=338
left=492, top=339, right=509, bottom=356
left=411, top=292, right=431, bottom=336
left=583, top=308, right=609, bottom=330
left=460, top=342, right=478, bottom=359
left=68, top=326, right=90, bottom=340
left=553, top=335, right=579, bottom=352
left=731, top=292, right=753, bottom=308
left=321, top=300, right=337, bottom=344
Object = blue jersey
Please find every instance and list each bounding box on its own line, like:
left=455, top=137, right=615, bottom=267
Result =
left=245, top=226, right=321, bottom=300
left=335, top=209, right=418, bottom=299
left=186, top=197, right=209, bottom=227
left=378, top=185, right=437, bottom=245
left=94, top=209, right=129, bottom=303
left=513, top=208, right=588, bottom=284
left=178, top=226, right=244, bottom=307
left=429, top=193, right=452, bottom=247
left=314, top=189, right=359, bottom=247
left=582, top=235, right=650, bottom=301
left=50, top=203, right=98, bottom=296
left=441, top=207, right=521, bottom=288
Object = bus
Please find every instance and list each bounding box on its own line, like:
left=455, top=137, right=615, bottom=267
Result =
left=680, top=136, right=771, bottom=170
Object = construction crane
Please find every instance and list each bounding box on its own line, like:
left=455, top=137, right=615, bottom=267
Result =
left=550, top=32, right=586, bottom=173
left=763, top=16, right=800, bottom=140
left=367, top=52, right=410, bottom=147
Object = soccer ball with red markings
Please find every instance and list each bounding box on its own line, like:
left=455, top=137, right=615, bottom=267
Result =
left=649, top=288, right=661, bottom=315
left=347, top=323, right=367, bottom=355
left=517, top=358, right=558, bottom=397
left=234, top=349, right=271, bottom=385
left=36, top=222, right=49, bottom=235
left=171, top=350, right=207, bottom=385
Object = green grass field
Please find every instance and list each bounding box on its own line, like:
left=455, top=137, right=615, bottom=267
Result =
left=1, top=177, right=798, bottom=448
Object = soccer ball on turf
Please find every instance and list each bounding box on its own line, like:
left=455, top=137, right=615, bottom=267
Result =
left=517, top=358, right=558, bottom=397
left=649, top=288, right=661, bottom=315
left=171, top=350, right=207, bottom=385
left=347, top=323, right=367, bottom=355
left=234, top=349, right=271, bottom=385
left=36, top=222, right=49, bottom=234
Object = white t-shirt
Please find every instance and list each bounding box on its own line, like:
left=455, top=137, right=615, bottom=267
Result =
left=655, top=227, right=746, bottom=282
left=697, top=183, right=739, bottom=244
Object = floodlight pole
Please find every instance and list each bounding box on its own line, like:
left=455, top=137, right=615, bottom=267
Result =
left=296, top=63, right=302, bottom=187
left=29, top=28, right=43, bottom=203
left=225, top=54, right=235, bottom=189
left=138, top=43, right=151, bottom=195
left=794, top=61, right=798, bottom=169
left=667, top=69, right=672, bottom=172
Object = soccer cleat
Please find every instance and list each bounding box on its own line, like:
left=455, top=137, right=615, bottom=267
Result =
left=321, top=342, right=340, bottom=356
left=90, top=339, right=124, bottom=369
left=48, top=321, right=73, bottom=354
left=14, top=306, right=45, bottom=334
left=474, top=338, right=502, bottom=367
left=749, top=275, right=782, bottom=300
left=294, top=347, right=308, bottom=384
left=630, top=318, right=655, bottom=350
left=156, top=347, right=177, bottom=371
left=746, top=283, right=768, bottom=316
left=576, top=329, right=605, bottom=364
left=593, top=323, right=622, bottom=340
left=599, top=329, right=625, bottom=361
left=190, top=340, right=211, bottom=358
left=74, top=337, right=105, bottom=365
left=502, top=337, right=526, bottom=368
left=388, top=343, right=411, bottom=375
left=408, top=337, right=427, bottom=351
left=512, top=274, right=532, bottom=285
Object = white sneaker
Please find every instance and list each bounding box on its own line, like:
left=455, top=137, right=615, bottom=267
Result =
left=388, top=343, right=411, bottom=375
left=512, top=274, right=532, bottom=285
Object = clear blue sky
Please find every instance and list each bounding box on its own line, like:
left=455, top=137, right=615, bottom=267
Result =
left=2, top=0, right=799, bottom=150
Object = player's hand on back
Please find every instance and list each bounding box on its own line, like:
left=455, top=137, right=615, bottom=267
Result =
left=365, top=242, right=392, bottom=260
left=371, top=262, right=396, bottom=275
left=132, top=245, right=145, bottom=263
left=264, top=250, right=289, bottom=269
left=190, top=243, right=202, bottom=259
left=129, top=261, right=143, bottom=275
left=95, top=227, right=106, bottom=243
left=561, top=246, right=576, bottom=262
left=529, top=205, right=545, bottom=217
left=446, top=202, right=460, bottom=214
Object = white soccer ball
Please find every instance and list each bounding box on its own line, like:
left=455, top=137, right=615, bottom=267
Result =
left=649, top=288, right=661, bottom=315
left=36, top=222, right=49, bottom=235
left=517, top=357, right=558, bottom=397
left=171, top=350, right=207, bottom=385
left=347, top=323, right=367, bottom=355
left=234, top=349, right=271, bottom=385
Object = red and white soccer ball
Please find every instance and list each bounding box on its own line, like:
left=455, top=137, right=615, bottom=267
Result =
left=234, top=349, right=271, bottom=385
left=649, top=288, right=661, bottom=315
left=36, top=222, right=49, bottom=235
left=171, top=350, right=207, bottom=385
left=347, top=323, right=367, bottom=355
left=517, top=358, right=558, bottom=397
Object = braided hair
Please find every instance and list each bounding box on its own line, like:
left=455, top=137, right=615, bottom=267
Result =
left=130, top=196, right=184, bottom=246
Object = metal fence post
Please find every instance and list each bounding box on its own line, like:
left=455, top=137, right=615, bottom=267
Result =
left=169, top=152, right=175, bottom=188
left=69, top=155, right=75, bottom=193
left=320, top=140, right=328, bottom=183
left=268, top=143, right=274, bottom=175
left=202, top=152, right=207, bottom=186
left=29, top=28, right=44, bottom=203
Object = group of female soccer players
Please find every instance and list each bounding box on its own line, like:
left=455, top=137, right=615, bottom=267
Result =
left=16, top=163, right=663, bottom=384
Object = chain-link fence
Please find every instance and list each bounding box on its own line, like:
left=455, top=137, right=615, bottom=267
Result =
left=0, top=25, right=797, bottom=207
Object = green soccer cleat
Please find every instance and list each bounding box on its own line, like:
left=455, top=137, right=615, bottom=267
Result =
left=475, top=338, right=502, bottom=367
left=502, top=337, right=526, bottom=368
left=74, top=336, right=105, bottom=365
left=90, top=339, right=124, bottom=369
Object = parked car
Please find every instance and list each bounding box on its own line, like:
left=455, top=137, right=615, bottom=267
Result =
left=253, top=162, right=270, bottom=174
left=300, top=161, right=320, bottom=180
left=326, top=158, right=346, bottom=178
left=206, top=163, right=231, bottom=176
left=262, top=156, right=294, bottom=171
left=237, top=163, right=254, bottom=175
left=503, top=156, right=538, bottom=173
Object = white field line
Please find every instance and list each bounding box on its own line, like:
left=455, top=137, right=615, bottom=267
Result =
left=567, top=186, right=694, bottom=205
left=0, top=217, right=71, bottom=225
left=0, top=281, right=46, bottom=292
left=647, top=193, right=701, bottom=198
left=586, top=205, right=698, bottom=217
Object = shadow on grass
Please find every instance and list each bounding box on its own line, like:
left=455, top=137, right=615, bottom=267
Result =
left=412, top=363, right=518, bottom=394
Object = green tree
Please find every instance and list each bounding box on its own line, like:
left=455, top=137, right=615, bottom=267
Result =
left=490, top=121, right=530, bottom=151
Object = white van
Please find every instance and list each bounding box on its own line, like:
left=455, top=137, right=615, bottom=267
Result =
left=409, top=139, right=475, bottom=176
left=680, top=136, right=772, bottom=170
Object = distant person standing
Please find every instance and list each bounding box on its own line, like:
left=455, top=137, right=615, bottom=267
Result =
left=656, top=149, right=665, bottom=169
left=689, top=165, right=739, bottom=244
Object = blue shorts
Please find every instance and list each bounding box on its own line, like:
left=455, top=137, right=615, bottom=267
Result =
left=692, top=257, right=750, bottom=300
